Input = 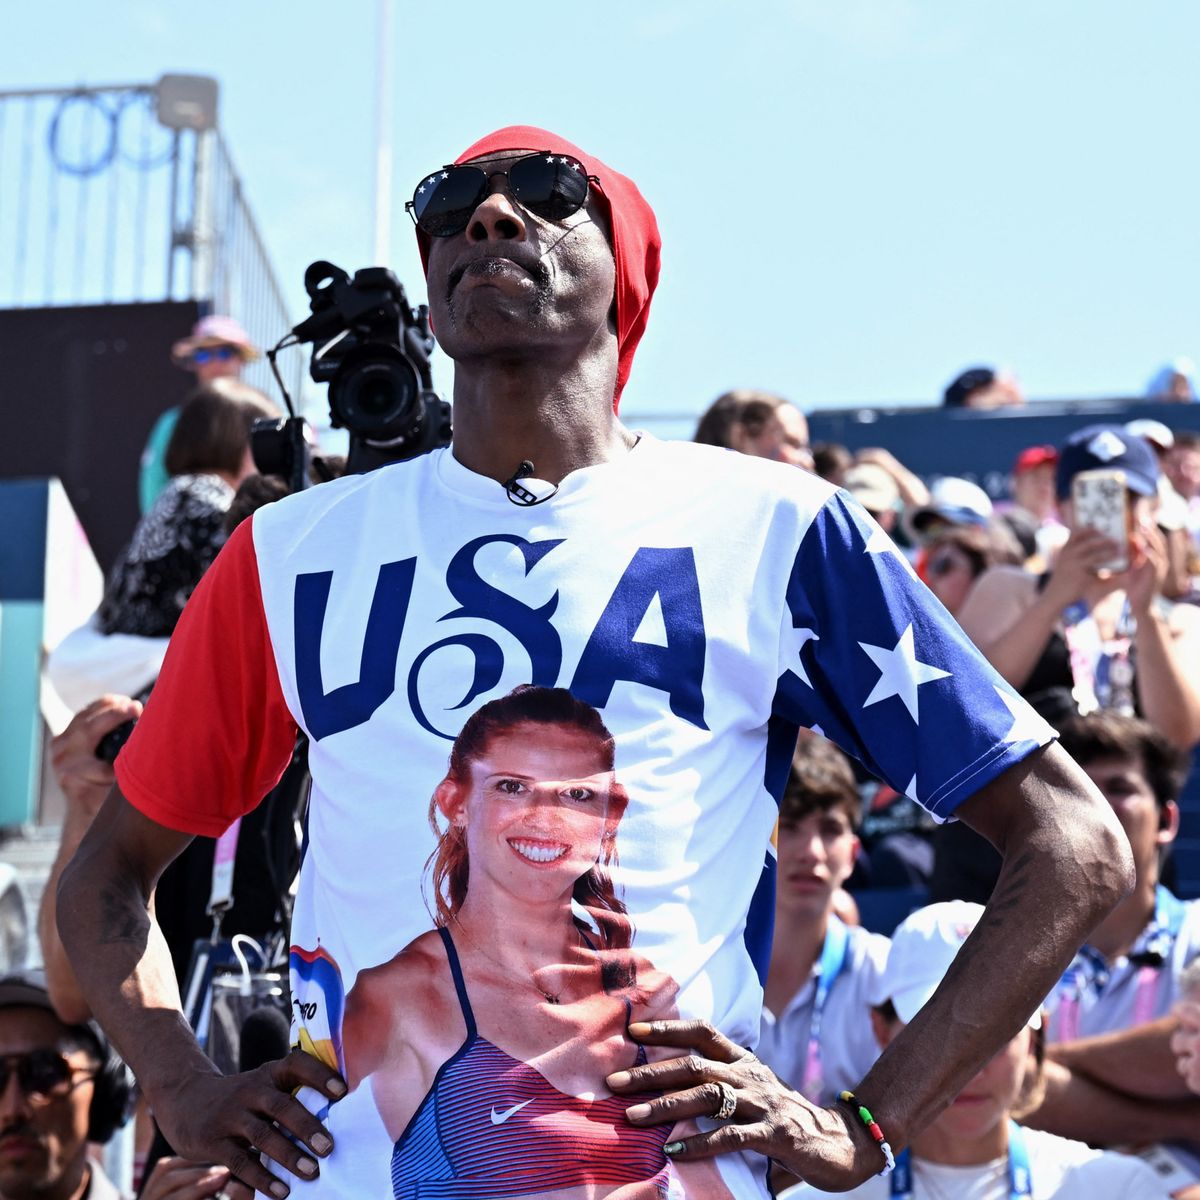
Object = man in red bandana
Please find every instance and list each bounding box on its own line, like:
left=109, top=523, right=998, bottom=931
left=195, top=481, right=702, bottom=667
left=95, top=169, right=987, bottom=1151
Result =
left=60, top=128, right=1131, bottom=1199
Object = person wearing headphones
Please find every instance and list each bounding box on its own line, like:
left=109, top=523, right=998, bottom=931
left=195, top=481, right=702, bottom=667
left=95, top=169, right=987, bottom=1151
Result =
left=0, top=972, right=132, bottom=1200
left=0, top=972, right=248, bottom=1200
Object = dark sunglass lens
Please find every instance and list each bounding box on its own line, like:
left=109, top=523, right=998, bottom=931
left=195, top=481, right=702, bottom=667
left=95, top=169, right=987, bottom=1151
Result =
left=412, top=167, right=486, bottom=237
left=510, top=154, right=589, bottom=221
left=21, top=1051, right=71, bottom=1097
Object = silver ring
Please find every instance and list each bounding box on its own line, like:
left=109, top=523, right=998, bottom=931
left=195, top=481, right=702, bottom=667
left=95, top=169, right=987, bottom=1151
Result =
left=712, top=1080, right=737, bottom=1120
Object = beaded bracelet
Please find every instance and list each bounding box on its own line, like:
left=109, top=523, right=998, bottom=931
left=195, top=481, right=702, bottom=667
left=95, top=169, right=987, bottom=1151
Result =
left=836, top=1090, right=896, bottom=1176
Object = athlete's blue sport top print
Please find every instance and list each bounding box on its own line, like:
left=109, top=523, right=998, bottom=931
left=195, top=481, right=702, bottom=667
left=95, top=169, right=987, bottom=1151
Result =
left=390, top=928, right=672, bottom=1199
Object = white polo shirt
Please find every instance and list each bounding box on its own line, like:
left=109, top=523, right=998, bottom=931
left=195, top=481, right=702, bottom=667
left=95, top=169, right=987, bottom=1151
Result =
left=1045, top=888, right=1200, bottom=1041
left=757, top=917, right=889, bottom=1105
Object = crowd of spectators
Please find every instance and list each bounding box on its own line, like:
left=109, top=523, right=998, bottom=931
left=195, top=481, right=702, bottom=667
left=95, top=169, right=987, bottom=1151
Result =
left=692, top=383, right=1200, bottom=1193
left=19, top=353, right=1200, bottom=1197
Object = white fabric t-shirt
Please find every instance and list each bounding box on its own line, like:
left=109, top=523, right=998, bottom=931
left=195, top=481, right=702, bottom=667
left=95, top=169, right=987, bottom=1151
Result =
left=117, top=437, right=1056, bottom=1200
left=785, top=1127, right=1172, bottom=1198
left=757, top=918, right=888, bottom=1104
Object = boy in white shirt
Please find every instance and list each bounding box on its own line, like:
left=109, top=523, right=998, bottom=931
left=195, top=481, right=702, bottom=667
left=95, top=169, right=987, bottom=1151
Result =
left=757, top=735, right=889, bottom=1106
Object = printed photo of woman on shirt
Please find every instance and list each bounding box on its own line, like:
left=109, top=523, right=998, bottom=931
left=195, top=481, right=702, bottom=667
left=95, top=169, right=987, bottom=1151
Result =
left=342, top=685, right=732, bottom=1199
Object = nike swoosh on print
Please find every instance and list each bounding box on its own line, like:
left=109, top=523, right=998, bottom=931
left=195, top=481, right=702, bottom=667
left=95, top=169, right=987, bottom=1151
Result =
left=490, top=1098, right=535, bottom=1125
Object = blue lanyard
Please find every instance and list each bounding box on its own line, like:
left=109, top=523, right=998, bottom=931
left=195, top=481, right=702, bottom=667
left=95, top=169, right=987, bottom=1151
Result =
left=889, top=1121, right=1032, bottom=1199
left=1139, top=885, right=1186, bottom=961
left=811, top=916, right=850, bottom=1035
left=1059, top=884, right=1185, bottom=996
left=799, top=916, right=850, bottom=1100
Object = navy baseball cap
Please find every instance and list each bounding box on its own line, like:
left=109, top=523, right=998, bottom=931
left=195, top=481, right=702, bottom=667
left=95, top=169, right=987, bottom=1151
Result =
left=1055, top=424, right=1159, bottom=501
left=943, top=366, right=996, bottom=408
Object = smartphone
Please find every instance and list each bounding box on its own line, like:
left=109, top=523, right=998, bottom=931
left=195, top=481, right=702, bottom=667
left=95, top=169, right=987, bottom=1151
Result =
left=1071, top=468, right=1130, bottom=571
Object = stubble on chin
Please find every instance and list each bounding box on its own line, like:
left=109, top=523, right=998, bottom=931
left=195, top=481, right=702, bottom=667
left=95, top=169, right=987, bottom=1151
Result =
left=444, top=260, right=553, bottom=333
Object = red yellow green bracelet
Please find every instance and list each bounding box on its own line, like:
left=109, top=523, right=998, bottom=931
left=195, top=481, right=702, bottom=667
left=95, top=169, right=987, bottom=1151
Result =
left=836, top=1090, right=896, bottom=1176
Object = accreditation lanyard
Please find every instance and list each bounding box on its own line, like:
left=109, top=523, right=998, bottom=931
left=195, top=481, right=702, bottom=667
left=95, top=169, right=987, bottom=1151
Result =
left=207, top=817, right=243, bottom=925
left=1056, top=885, right=1185, bottom=1041
left=799, top=916, right=850, bottom=1101
left=1131, top=885, right=1187, bottom=1025
left=889, top=1121, right=1032, bottom=1199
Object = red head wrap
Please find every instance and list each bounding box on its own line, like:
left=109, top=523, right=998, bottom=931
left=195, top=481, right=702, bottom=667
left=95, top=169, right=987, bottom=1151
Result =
left=415, top=126, right=661, bottom=411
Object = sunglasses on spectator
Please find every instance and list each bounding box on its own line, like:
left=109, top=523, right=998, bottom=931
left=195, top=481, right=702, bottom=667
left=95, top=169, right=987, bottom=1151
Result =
left=407, top=152, right=600, bottom=238
left=0, top=1049, right=95, bottom=1103
left=927, top=553, right=967, bottom=579
left=191, top=346, right=239, bottom=364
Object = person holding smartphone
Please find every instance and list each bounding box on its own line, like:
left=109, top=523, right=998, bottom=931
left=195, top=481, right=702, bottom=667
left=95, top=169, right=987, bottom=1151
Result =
left=957, top=424, right=1200, bottom=751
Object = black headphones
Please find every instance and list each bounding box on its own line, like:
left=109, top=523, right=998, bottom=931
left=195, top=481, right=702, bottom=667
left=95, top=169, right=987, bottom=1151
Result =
left=0, top=972, right=133, bottom=1145
left=78, top=1020, right=134, bottom=1144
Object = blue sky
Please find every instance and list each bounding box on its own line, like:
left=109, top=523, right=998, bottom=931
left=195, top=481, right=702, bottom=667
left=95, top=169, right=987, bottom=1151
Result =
left=4, top=2, right=1199, bottom=433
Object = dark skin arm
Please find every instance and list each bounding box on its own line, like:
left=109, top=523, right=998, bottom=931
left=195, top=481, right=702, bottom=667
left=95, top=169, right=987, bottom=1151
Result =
left=1045, top=1015, right=1191, bottom=1101
left=57, top=790, right=346, bottom=1200
left=1027, top=1055, right=1200, bottom=1144
left=38, top=695, right=141, bottom=1023
left=608, top=744, right=1134, bottom=1190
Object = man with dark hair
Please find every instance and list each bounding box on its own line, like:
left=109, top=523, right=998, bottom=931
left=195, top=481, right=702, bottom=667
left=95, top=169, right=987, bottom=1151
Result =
left=0, top=972, right=124, bottom=1200
left=759, top=736, right=888, bottom=1108
left=942, top=364, right=1025, bottom=409
left=1046, top=711, right=1197, bottom=1042
left=693, top=388, right=813, bottom=469
left=59, top=127, right=1131, bottom=1198
left=1021, top=712, right=1200, bottom=1173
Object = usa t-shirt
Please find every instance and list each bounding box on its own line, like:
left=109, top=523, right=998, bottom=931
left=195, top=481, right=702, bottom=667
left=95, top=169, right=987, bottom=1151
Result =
left=116, top=436, right=1055, bottom=1200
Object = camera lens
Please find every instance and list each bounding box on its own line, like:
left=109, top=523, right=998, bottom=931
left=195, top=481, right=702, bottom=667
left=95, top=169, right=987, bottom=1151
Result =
left=355, top=374, right=399, bottom=419
left=328, top=346, right=421, bottom=442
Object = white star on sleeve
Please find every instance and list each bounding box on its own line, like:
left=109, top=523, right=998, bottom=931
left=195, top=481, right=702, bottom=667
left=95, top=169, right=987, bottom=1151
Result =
left=785, top=626, right=820, bottom=687
left=859, top=623, right=951, bottom=723
left=905, top=774, right=918, bottom=802
left=864, top=526, right=917, bottom=577
left=994, top=686, right=1051, bottom=745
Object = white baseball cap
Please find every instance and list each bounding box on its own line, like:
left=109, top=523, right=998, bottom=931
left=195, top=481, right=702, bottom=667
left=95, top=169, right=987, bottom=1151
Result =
left=872, top=901, right=1042, bottom=1029
left=909, top=477, right=994, bottom=533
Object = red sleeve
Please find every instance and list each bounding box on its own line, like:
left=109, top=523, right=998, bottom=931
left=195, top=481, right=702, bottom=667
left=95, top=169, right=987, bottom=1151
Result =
left=115, top=518, right=298, bottom=837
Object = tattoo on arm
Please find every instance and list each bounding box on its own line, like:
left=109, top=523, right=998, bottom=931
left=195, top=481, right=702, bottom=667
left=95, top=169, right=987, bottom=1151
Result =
left=98, top=884, right=150, bottom=945
left=982, top=849, right=1035, bottom=919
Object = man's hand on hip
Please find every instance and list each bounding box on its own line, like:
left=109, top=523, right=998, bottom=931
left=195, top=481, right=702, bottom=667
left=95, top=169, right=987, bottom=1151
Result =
left=151, top=1050, right=346, bottom=1199
left=607, top=1018, right=881, bottom=1191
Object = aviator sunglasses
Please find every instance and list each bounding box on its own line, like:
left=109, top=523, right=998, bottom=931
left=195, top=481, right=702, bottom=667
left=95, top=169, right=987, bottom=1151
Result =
left=406, top=152, right=599, bottom=238
left=0, top=1049, right=95, bottom=1103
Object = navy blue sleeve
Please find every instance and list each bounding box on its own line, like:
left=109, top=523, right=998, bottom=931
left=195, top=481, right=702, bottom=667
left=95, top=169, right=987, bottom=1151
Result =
left=773, top=491, right=1055, bottom=820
